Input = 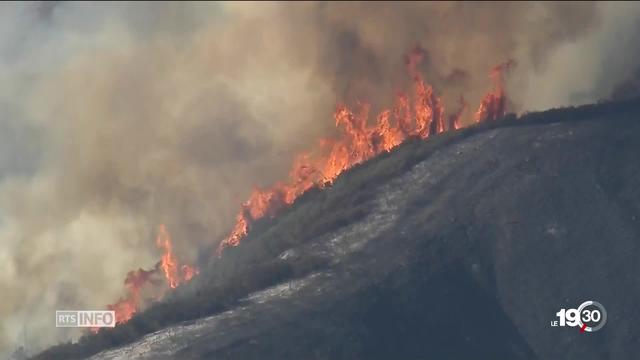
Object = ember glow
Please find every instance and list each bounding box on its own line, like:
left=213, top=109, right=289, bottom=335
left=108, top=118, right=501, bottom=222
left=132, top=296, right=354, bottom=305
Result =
left=217, top=56, right=514, bottom=255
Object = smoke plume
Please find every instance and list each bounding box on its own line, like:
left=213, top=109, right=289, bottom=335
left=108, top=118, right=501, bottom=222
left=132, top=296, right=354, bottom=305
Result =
left=0, top=1, right=638, bottom=355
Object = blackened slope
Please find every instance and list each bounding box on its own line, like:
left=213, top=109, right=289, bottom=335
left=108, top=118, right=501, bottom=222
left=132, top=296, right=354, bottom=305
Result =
left=184, top=263, right=536, bottom=360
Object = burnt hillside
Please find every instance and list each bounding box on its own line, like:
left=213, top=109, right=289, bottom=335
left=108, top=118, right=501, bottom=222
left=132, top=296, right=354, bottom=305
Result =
left=34, top=98, right=640, bottom=360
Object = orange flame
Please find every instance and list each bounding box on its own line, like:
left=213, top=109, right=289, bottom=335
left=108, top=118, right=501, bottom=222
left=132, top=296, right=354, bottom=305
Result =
left=475, top=59, right=515, bottom=123
left=103, top=225, right=198, bottom=327
left=156, top=224, right=180, bottom=289
left=217, top=56, right=512, bottom=255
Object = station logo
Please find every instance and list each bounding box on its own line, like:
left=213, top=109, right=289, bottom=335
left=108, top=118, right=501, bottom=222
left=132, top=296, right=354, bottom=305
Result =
left=56, top=310, right=116, bottom=328
left=550, top=301, right=607, bottom=333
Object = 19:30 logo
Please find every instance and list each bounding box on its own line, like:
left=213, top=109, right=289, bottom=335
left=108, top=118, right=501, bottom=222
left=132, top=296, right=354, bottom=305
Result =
left=551, top=301, right=607, bottom=333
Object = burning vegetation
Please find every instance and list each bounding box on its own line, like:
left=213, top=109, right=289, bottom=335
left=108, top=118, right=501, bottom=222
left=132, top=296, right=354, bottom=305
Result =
left=103, top=225, right=199, bottom=327
left=217, top=57, right=514, bottom=254
left=101, top=54, right=513, bottom=328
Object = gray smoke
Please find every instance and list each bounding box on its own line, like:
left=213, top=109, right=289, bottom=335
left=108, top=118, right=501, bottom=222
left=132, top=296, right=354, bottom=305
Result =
left=0, top=1, right=638, bottom=356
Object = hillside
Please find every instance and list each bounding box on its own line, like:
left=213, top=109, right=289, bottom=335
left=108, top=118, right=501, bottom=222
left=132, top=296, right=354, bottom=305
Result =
left=34, top=98, right=640, bottom=360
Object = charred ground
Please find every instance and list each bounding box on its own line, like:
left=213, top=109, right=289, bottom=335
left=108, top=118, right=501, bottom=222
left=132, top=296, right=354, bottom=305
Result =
left=33, top=98, right=640, bottom=360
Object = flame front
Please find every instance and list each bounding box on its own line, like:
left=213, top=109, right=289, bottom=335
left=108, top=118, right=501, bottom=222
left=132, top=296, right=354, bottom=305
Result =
left=102, top=54, right=514, bottom=331
left=217, top=57, right=514, bottom=255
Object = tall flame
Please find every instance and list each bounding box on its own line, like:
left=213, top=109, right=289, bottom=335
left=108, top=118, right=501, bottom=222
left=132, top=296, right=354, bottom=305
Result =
left=156, top=224, right=180, bottom=289
left=475, top=59, right=515, bottom=122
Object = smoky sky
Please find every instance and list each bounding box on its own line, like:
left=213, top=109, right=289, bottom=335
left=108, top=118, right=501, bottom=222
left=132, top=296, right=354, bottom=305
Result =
left=0, top=1, right=639, bottom=355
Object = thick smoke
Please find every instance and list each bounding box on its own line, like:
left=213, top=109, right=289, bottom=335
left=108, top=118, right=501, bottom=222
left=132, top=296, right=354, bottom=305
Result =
left=0, top=1, right=637, bottom=356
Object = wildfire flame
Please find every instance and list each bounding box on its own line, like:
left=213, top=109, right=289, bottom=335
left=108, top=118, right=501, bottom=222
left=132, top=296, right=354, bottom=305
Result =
left=475, top=59, right=515, bottom=122
left=103, top=225, right=199, bottom=327
left=106, top=267, right=155, bottom=326
left=156, top=224, right=181, bottom=289
left=100, top=52, right=514, bottom=331
left=217, top=55, right=514, bottom=255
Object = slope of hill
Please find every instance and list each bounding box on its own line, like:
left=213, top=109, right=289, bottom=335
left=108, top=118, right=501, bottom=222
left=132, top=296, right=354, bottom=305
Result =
left=34, top=98, right=640, bottom=360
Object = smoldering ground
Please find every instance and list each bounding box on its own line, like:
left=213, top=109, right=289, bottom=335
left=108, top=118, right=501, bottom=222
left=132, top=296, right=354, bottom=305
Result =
left=0, top=1, right=639, bottom=355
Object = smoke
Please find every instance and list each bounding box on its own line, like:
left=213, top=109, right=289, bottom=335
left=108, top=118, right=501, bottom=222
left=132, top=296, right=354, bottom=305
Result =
left=0, top=1, right=638, bottom=356
left=520, top=2, right=640, bottom=109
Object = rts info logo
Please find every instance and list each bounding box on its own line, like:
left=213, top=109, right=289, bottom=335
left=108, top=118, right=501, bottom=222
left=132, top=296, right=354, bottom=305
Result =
left=56, top=310, right=116, bottom=328
left=550, top=301, right=607, bottom=333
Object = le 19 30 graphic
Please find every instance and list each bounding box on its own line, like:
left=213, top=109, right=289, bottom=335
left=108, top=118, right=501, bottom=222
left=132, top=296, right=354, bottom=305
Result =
left=550, top=301, right=607, bottom=333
